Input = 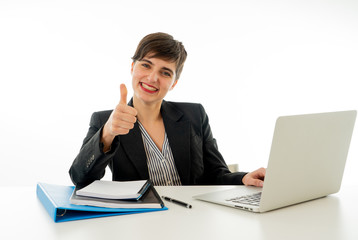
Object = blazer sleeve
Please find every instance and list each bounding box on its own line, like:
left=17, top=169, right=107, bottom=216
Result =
left=199, top=104, right=248, bottom=184
left=68, top=111, right=119, bottom=188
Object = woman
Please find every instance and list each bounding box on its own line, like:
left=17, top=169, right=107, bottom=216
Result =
left=69, top=32, right=265, bottom=189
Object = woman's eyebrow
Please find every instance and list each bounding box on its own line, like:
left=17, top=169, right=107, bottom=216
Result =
left=141, top=59, right=153, bottom=65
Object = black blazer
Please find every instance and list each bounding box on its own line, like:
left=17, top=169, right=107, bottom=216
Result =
left=69, top=100, right=247, bottom=188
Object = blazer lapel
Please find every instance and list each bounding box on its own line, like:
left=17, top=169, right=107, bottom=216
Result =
left=161, top=101, right=191, bottom=185
left=121, top=99, right=191, bottom=184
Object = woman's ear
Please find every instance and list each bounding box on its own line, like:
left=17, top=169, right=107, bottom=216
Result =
left=170, top=79, right=178, bottom=90
left=131, top=62, right=135, bottom=74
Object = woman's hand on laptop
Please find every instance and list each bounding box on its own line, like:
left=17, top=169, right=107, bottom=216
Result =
left=242, top=168, right=266, bottom=187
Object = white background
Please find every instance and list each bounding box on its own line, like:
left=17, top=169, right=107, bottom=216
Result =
left=1, top=0, right=357, bottom=187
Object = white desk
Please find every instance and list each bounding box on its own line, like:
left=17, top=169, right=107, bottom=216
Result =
left=1, top=185, right=358, bottom=240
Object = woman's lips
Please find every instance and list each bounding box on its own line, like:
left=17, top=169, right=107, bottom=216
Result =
left=140, top=82, right=158, bottom=93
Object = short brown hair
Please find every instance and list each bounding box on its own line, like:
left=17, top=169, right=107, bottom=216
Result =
left=132, top=32, right=187, bottom=80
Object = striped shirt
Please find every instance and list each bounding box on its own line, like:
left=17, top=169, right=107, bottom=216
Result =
left=138, top=121, right=182, bottom=186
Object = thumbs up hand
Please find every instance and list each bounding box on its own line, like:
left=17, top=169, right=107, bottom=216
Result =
left=108, top=84, right=138, bottom=136
left=119, top=83, right=128, bottom=105
left=101, top=84, right=138, bottom=151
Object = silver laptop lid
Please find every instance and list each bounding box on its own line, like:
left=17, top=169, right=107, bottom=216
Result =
left=260, top=110, right=356, bottom=212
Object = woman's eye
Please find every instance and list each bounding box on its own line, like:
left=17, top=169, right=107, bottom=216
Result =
left=142, top=63, right=150, bottom=68
left=163, top=71, right=171, bottom=77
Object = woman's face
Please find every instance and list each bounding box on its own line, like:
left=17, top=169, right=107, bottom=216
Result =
left=131, top=54, right=177, bottom=106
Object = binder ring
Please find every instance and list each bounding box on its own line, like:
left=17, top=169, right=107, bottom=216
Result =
left=57, top=209, right=67, bottom=217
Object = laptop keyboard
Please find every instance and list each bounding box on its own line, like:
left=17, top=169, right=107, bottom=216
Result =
left=225, top=192, right=262, bottom=206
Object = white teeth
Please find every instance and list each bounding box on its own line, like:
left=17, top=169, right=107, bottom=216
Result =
left=142, top=83, right=157, bottom=91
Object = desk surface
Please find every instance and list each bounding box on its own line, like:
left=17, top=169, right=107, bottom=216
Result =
left=1, top=185, right=358, bottom=240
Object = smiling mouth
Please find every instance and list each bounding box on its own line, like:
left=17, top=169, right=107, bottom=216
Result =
left=140, top=82, right=158, bottom=93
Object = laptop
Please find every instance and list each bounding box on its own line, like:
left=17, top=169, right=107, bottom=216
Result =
left=193, top=110, right=356, bottom=213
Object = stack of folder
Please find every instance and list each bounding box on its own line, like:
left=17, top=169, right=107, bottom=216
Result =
left=36, top=181, right=167, bottom=223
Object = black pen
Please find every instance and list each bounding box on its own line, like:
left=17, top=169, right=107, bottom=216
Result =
left=162, top=196, right=192, bottom=209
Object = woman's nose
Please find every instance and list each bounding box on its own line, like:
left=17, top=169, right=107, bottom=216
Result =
left=147, top=70, right=158, bottom=82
